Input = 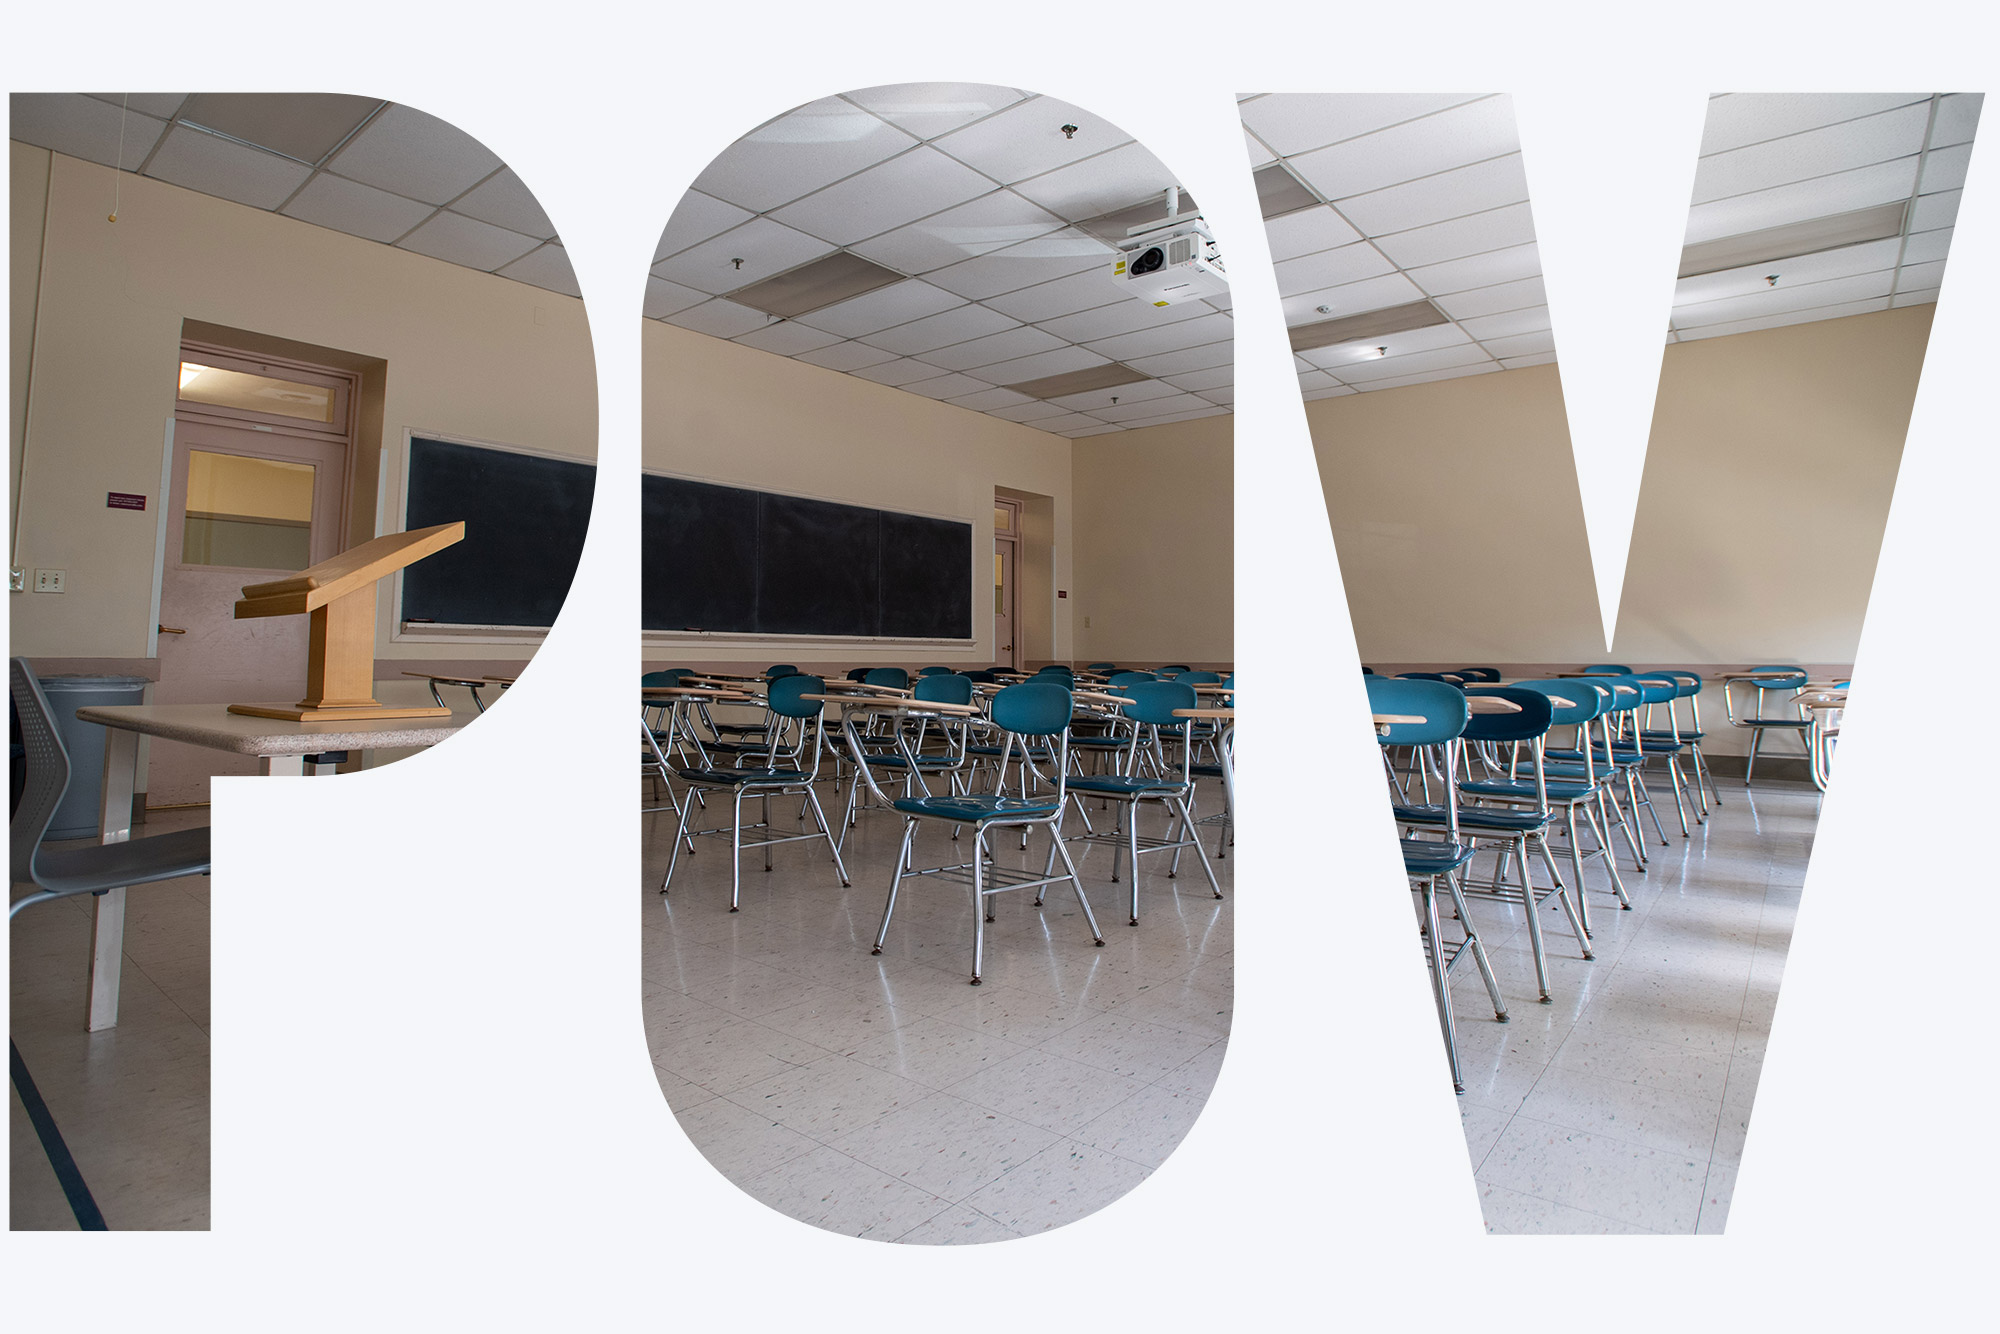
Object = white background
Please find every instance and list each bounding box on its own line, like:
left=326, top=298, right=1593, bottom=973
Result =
left=6, top=2, right=1995, bottom=1325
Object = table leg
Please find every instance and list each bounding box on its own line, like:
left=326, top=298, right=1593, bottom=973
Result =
left=260, top=755, right=307, bottom=776
left=86, top=729, right=140, bottom=1032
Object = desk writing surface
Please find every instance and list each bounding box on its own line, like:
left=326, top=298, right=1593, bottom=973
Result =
left=77, top=703, right=469, bottom=756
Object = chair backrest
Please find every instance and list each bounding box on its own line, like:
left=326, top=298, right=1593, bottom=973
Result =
left=9, top=659, right=71, bottom=887
left=918, top=665, right=954, bottom=677
left=845, top=667, right=872, bottom=681
left=1363, top=676, right=1469, bottom=747
left=864, top=667, right=910, bottom=689
left=962, top=669, right=1000, bottom=684
left=1750, top=665, right=1808, bottom=691
left=766, top=664, right=801, bottom=680
left=1122, top=680, right=1197, bottom=728
left=1461, top=685, right=1555, bottom=742
left=1397, top=671, right=1461, bottom=683
left=1174, top=670, right=1222, bottom=685
left=1630, top=675, right=1679, bottom=707
left=991, top=682, right=1071, bottom=737
left=767, top=674, right=825, bottom=719
left=913, top=673, right=973, bottom=706
left=641, top=668, right=689, bottom=687
left=1086, top=662, right=1118, bottom=672
left=1583, top=663, right=1633, bottom=675
left=1453, top=667, right=1501, bottom=682
left=1032, top=664, right=1073, bottom=678
left=1662, top=670, right=1703, bottom=698
left=1107, top=671, right=1157, bottom=688
left=1158, top=665, right=1192, bottom=676
left=1508, top=678, right=1608, bottom=726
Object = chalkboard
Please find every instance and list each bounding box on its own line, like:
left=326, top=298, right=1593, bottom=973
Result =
left=402, top=436, right=593, bottom=628
left=643, top=474, right=971, bottom=639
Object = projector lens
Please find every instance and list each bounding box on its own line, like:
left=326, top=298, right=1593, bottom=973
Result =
left=1130, top=246, right=1165, bottom=276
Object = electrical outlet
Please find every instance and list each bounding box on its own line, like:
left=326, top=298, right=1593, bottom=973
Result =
left=33, top=568, right=65, bottom=594
left=8, top=567, right=23, bottom=592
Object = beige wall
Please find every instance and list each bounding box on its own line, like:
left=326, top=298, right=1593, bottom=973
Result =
left=9, top=143, right=596, bottom=661
left=641, top=319, right=1082, bottom=669
left=1071, top=413, right=1234, bottom=667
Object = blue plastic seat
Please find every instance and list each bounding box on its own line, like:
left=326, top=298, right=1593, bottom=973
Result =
left=1725, top=666, right=1814, bottom=785
left=864, top=682, right=1103, bottom=984
left=1365, top=675, right=1509, bottom=1094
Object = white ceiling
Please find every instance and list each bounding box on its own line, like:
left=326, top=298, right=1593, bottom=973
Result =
left=9, top=92, right=579, bottom=298
left=649, top=85, right=1232, bottom=438
left=1239, top=91, right=1979, bottom=401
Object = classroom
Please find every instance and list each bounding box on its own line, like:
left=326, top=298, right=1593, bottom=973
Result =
left=9, top=92, right=598, bottom=1228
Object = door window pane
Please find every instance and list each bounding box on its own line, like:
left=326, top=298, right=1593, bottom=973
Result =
left=183, top=450, right=316, bottom=569
left=179, top=361, right=335, bottom=425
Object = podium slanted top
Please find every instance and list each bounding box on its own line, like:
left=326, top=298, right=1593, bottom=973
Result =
left=235, top=521, right=465, bottom=619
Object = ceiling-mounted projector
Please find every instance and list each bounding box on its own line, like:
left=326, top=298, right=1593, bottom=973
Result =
left=1111, top=188, right=1227, bottom=306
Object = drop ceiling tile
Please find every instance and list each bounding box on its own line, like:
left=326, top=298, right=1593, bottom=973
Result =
left=1046, top=379, right=1180, bottom=412
left=1407, top=242, right=1540, bottom=296
left=859, top=303, right=1019, bottom=356
left=1372, top=202, right=1538, bottom=270
left=1357, top=361, right=1499, bottom=393
left=914, top=325, right=1064, bottom=372
left=1303, top=384, right=1359, bottom=401
left=1084, top=311, right=1233, bottom=362
left=1261, top=206, right=1364, bottom=262
left=843, top=83, right=1031, bottom=140
left=945, top=385, right=1037, bottom=412
left=1675, top=297, right=1890, bottom=341
left=1286, top=96, right=1518, bottom=202
left=733, top=319, right=845, bottom=356
left=1434, top=275, right=1547, bottom=321
left=177, top=92, right=381, bottom=166
left=1499, top=352, right=1558, bottom=370
left=1334, top=154, right=1531, bottom=237
left=1274, top=241, right=1396, bottom=298
left=281, top=172, right=435, bottom=242
left=1673, top=269, right=1894, bottom=328
left=1890, top=287, right=1940, bottom=308
left=1899, top=227, right=1954, bottom=266
left=1123, top=342, right=1234, bottom=378
left=1010, top=140, right=1181, bottom=221
left=924, top=229, right=1115, bottom=300
left=1682, top=158, right=1920, bottom=245
left=1457, top=305, right=1551, bottom=340
left=496, top=243, right=580, bottom=297
left=791, top=279, right=965, bottom=337
left=645, top=276, right=710, bottom=320
left=1057, top=422, right=1126, bottom=437
left=397, top=210, right=543, bottom=271
left=1093, top=391, right=1210, bottom=422
left=1242, top=128, right=1276, bottom=167
left=1162, top=365, right=1234, bottom=393
left=981, top=345, right=1114, bottom=386
left=932, top=94, right=1132, bottom=184
left=990, top=399, right=1073, bottom=423
left=1297, top=321, right=1470, bottom=368
left=691, top=97, right=913, bottom=213
left=10, top=93, right=168, bottom=169
left=1238, top=93, right=1489, bottom=158
left=982, top=267, right=1130, bottom=322
left=1673, top=236, right=1903, bottom=306
left=849, top=356, right=953, bottom=387
left=143, top=126, right=313, bottom=209
left=655, top=190, right=756, bottom=261
left=771, top=145, right=999, bottom=246
left=1894, top=258, right=1947, bottom=291
left=1929, top=93, right=1983, bottom=149
left=1919, top=141, right=1973, bottom=195
left=1018, top=410, right=1103, bottom=433
left=1035, top=295, right=1212, bottom=344
left=846, top=190, right=1064, bottom=274
left=1281, top=271, right=1424, bottom=326
left=793, top=339, right=901, bottom=372
left=1205, top=288, right=1234, bottom=313
left=902, top=371, right=997, bottom=401
left=450, top=168, right=555, bottom=239
left=1196, top=385, right=1234, bottom=405
left=1698, top=93, right=1930, bottom=157
left=1297, top=368, right=1344, bottom=392
left=667, top=298, right=772, bottom=340
left=1127, top=406, right=1229, bottom=427
left=1909, top=189, right=1962, bottom=232
left=327, top=103, right=501, bottom=205
left=651, top=217, right=837, bottom=296
left=83, top=92, right=188, bottom=119
left=1692, top=103, right=1929, bottom=205
left=1479, top=329, right=1555, bottom=359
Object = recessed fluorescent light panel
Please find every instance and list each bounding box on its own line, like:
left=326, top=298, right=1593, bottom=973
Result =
left=727, top=251, right=906, bottom=318
left=1003, top=362, right=1149, bottom=399
left=1252, top=162, right=1318, bottom=219
left=1287, top=300, right=1449, bottom=353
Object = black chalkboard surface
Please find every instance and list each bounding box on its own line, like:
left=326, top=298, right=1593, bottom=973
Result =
left=643, top=474, right=971, bottom=639
left=401, top=436, right=593, bottom=628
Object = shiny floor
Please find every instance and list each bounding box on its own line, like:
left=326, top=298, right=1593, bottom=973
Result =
left=1444, top=773, right=1813, bottom=1234
left=641, top=775, right=1233, bottom=1243
left=9, top=807, right=212, bottom=1230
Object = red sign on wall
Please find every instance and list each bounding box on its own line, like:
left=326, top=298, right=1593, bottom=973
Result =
left=107, top=492, right=146, bottom=511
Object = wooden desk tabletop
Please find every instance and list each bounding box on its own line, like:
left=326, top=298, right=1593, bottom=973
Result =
left=1173, top=707, right=1235, bottom=720
left=641, top=685, right=756, bottom=700
left=800, top=694, right=982, bottom=716
left=401, top=671, right=489, bottom=689
left=76, top=703, right=468, bottom=756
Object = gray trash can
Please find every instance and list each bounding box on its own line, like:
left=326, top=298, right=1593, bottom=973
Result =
left=40, top=674, right=148, bottom=840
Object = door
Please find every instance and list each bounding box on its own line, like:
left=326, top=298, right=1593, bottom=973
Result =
left=152, top=359, right=352, bottom=804
left=994, top=497, right=1021, bottom=670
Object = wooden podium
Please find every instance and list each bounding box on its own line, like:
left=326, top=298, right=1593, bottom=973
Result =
left=227, top=521, right=466, bottom=722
